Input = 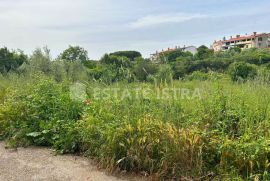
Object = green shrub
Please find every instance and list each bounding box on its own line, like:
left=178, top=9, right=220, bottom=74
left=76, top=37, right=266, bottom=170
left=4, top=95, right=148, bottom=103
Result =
left=228, top=62, right=257, bottom=82
left=0, top=77, right=83, bottom=148
left=1, top=73, right=270, bottom=179
left=133, top=58, right=158, bottom=81
left=154, top=64, right=173, bottom=84
left=186, top=71, right=209, bottom=81
left=220, top=134, right=270, bottom=179
left=109, top=51, right=142, bottom=61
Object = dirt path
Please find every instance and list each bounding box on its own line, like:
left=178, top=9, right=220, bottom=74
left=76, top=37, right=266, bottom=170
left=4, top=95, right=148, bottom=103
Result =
left=0, top=142, right=147, bottom=181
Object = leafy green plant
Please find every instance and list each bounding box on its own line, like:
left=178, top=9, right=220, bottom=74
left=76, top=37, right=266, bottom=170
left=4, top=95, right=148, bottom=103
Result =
left=0, top=76, right=83, bottom=148
left=228, top=62, right=257, bottom=82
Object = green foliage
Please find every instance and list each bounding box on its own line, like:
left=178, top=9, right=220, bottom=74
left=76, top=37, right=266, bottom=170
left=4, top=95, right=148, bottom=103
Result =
left=2, top=44, right=270, bottom=180
left=0, top=76, right=83, bottom=148
left=257, top=66, right=270, bottom=83
left=154, top=64, right=173, bottom=84
left=2, top=75, right=270, bottom=179
left=229, top=47, right=242, bottom=54
left=99, top=64, right=134, bottom=84
left=100, top=54, right=131, bottom=67
left=133, top=58, right=158, bottom=81
left=82, top=60, right=98, bottom=69
left=186, top=71, right=209, bottom=81
left=229, top=62, right=257, bottom=81
left=171, top=59, right=230, bottom=79
left=220, top=135, right=270, bottom=177
left=62, top=61, right=89, bottom=82
left=28, top=47, right=51, bottom=74
left=234, top=48, right=270, bottom=65
left=195, top=45, right=214, bottom=60
left=0, top=47, right=27, bottom=73
left=59, top=45, right=89, bottom=62
left=18, top=48, right=89, bottom=83
left=100, top=118, right=204, bottom=177
left=160, top=49, right=194, bottom=62
left=109, top=51, right=142, bottom=61
left=92, top=55, right=134, bottom=84
left=186, top=71, right=226, bottom=81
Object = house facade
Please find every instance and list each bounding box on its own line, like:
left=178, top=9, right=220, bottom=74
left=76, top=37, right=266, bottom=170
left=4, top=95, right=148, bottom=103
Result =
left=150, top=45, right=197, bottom=62
left=212, top=32, right=270, bottom=52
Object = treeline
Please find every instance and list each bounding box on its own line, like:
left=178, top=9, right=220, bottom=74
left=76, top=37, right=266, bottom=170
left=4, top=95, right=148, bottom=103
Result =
left=1, top=45, right=270, bottom=83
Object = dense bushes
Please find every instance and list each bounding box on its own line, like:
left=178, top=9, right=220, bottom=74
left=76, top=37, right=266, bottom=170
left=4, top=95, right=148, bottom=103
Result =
left=161, top=49, right=193, bottom=62
left=133, top=58, right=158, bottom=81
left=1, top=76, right=270, bottom=179
left=0, top=77, right=83, bottom=148
left=2, top=45, right=270, bottom=180
left=0, top=47, right=27, bottom=74
left=80, top=47, right=270, bottom=83
left=80, top=81, right=270, bottom=179
left=109, top=51, right=142, bottom=61
left=2, top=46, right=270, bottom=84
left=228, top=62, right=257, bottom=81
left=171, top=59, right=231, bottom=79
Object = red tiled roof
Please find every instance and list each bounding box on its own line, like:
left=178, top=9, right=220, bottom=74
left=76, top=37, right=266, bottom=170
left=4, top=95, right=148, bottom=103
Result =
left=223, top=33, right=267, bottom=43
left=224, top=35, right=255, bottom=42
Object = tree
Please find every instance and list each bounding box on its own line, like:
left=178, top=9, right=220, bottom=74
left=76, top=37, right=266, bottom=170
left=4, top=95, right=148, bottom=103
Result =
left=63, top=61, right=88, bottom=82
left=109, top=51, right=142, bottom=61
left=195, top=45, right=214, bottom=60
left=100, top=54, right=131, bottom=68
left=0, top=47, right=27, bottom=73
left=228, top=62, right=257, bottom=82
left=29, top=47, right=51, bottom=74
left=133, top=58, right=158, bottom=81
left=171, top=59, right=192, bottom=79
left=59, top=46, right=88, bottom=62
left=162, top=50, right=193, bottom=62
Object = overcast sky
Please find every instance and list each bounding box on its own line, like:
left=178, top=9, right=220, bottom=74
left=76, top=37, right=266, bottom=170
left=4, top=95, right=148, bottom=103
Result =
left=0, top=0, right=270, bottom=59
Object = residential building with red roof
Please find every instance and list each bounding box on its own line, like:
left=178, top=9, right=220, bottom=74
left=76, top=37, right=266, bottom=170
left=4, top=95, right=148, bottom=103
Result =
left=212, top=32, right=270, bottom=52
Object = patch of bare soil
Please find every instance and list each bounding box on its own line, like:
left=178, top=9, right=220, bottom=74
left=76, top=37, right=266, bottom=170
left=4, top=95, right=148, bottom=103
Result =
left=0, top=142, right=147, bottom=181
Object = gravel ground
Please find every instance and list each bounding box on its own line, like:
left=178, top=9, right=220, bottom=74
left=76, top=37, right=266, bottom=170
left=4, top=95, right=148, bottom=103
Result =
left=0, top=142, right=147, bottom=181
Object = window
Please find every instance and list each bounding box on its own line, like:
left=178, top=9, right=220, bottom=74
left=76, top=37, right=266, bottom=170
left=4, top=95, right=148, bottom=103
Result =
left=258, top=37, right=263, bottom=41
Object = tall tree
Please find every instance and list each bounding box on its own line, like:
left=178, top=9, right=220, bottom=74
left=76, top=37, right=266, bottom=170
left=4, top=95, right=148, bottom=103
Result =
left=59, top=46, right=89, bottom=62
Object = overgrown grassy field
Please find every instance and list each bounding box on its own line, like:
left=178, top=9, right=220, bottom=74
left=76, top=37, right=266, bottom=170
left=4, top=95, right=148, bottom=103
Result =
left=1, top=74, right=270, bottom=180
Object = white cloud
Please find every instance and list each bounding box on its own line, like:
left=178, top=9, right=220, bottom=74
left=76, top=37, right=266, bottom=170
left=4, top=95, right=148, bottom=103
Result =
left=130, top=13, right=207, bottom=28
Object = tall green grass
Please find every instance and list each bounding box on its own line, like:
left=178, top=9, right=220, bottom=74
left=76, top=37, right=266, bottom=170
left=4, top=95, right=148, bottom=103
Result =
left=1, top=75, right=270, bottom=180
